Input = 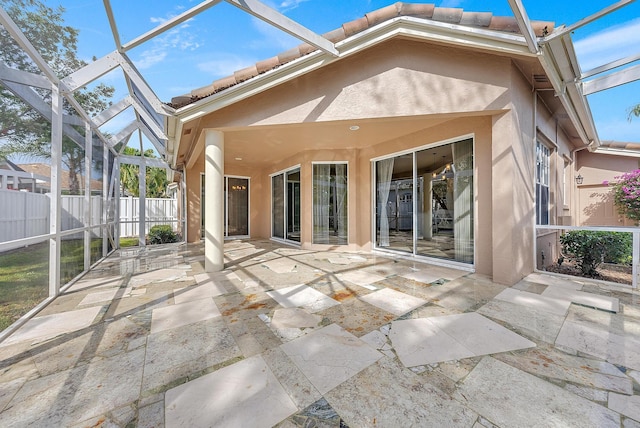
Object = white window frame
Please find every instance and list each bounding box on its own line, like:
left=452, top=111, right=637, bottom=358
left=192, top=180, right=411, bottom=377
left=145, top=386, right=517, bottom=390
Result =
left=536, top=141, right=551, bottom=225
left=270, top=164, right=301, bottom=245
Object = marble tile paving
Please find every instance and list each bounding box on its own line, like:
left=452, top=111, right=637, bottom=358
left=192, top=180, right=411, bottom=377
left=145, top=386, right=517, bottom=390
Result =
left=0, top=240, right=639, bottom=427
left=389, top=313, right=535, bottom=367
left=266, top=284, right=340, bottom=313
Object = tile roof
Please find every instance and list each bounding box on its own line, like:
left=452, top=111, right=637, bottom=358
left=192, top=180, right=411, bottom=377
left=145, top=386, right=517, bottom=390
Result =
left=168, top=2, right=554, bottom=109
left=18, top=163, right=103, bottom=192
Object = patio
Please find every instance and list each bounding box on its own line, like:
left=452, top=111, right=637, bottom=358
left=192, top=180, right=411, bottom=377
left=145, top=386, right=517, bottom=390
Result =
left=0, top=240, right=638, bottom=427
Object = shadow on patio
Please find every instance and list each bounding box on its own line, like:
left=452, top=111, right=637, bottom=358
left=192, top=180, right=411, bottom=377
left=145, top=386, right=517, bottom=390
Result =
left=0, top=240, right=638, bottom=427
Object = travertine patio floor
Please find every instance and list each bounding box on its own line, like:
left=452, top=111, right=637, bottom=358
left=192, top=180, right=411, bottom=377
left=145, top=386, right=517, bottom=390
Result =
left=0, top=239, right=639, bottom=427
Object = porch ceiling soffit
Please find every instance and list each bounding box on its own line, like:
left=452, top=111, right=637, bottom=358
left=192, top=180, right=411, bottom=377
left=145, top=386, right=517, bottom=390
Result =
left=168, top=17, right=545, bottom=168
left=180, top=114, right=488, bottom=169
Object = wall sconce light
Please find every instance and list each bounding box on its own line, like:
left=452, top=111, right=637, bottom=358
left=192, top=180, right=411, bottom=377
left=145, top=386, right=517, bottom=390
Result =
left=575, top=174, right=583, bottom=185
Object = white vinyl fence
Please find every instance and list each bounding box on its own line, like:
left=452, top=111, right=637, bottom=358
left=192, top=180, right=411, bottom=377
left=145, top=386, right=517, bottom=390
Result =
left=119, top=196, right=179, bottom=237
left=0, top=190, right=178, bottom=242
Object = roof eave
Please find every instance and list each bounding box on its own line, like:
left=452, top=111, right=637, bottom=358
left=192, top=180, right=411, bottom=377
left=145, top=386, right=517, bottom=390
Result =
left=166, top=17, right=541, bottom=168
left=539, top=35, right=600, bottom=151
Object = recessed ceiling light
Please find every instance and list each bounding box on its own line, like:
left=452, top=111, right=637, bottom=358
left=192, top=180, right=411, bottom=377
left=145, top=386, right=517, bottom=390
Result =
left=349, top=125, right=360, bottom=131
left=235, top=157, right=242, bottom=161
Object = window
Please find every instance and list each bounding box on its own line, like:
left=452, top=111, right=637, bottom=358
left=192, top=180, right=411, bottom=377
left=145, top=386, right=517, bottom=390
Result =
left=536, top=141, right=550, bottom=225
left=313, top=163, right=348, bottom=245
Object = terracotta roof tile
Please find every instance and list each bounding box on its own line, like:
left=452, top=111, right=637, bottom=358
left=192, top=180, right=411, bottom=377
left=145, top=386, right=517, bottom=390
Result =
left=168, top=2, right=555, bottom=109
left=432, top=7, right=464, bottom=24
left=398, top=3, right=434, bottom=19
left=460, top=11, right=493, bottom=27
left=256, top=56, right=281, bottom=74
left=365, top=4, right=400, bottom=27
left=341, top=18, right=367, bottom=39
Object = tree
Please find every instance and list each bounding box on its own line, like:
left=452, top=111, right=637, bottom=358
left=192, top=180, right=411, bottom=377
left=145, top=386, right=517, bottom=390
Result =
left=628, top=103, right=640, bottom=121
left=119, top=147, right=169, bottom=198
left=0, top=0, right=114, bottom=194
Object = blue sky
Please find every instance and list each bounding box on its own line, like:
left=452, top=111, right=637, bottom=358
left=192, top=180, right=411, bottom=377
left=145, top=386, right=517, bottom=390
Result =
left=50, top=0, right=640, bottom=143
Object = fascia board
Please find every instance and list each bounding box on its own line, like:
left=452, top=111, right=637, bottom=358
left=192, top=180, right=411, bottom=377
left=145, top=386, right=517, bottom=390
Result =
left=593, top=147, right=640, bottom=158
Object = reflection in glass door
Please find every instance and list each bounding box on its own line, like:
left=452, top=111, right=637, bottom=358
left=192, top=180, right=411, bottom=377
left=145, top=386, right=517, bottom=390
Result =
left=226, top=177, right=249, bottom=237
left=201, top=175, right=250, bottom=239
left=272, top=167, right=301, bottom=243
left=374, top=138, right=474, bottom=264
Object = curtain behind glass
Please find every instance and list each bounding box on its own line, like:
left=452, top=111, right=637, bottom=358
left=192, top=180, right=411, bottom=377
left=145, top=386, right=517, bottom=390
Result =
left=272, top=174, right=284, bottom=239
left=313, top=164, right=330, bottom=243
left=335, top=164, right=347, bottom=243
left=452, top=139, right=473, bottom=263
left=377, top=158, right=394, bottom=247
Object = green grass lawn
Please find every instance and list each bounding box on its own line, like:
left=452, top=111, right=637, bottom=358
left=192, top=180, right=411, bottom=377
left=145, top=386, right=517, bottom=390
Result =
left=0, top=238, right=104, bottom=331
left=119, top=237, right=139, bottom=248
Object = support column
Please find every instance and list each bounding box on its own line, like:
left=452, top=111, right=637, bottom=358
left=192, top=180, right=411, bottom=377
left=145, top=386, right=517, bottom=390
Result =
left=138, top=156, right=146, bottom=247
left=49, top=85, right=62, bottom=296
left=83, top=123, right=92, bottom=270
left=204, top=130, right=225, bottom=272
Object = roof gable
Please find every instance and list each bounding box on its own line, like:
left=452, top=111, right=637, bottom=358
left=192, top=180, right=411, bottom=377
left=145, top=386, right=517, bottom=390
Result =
left=168, top=2, right=553, bottom=109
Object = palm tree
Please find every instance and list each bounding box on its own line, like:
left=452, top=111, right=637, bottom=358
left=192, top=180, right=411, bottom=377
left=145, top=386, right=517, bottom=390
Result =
left=119, top=147, right=168, bottom=197
left=629, top=104, right=640, bottom=121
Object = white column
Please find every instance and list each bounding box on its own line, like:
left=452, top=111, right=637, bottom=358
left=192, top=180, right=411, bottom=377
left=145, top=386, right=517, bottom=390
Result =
left=138, top=156, right=146, bottom=247
left=205, top=130, right=225, bottom=271
left=83, top=122, right=92, bottom=270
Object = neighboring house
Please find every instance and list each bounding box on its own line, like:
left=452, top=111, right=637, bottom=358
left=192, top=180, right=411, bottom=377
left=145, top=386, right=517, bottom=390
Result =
left=0, top=158, right=48, bottom=192
left=574, top=142, right=640, bottom=227
left=17, top=163, right=103, bottom=194
left=164, top=3, right=621, bottom=285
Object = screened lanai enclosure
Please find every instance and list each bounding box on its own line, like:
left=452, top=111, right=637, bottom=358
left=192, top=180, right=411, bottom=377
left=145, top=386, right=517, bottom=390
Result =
left=1, top=0, right=640, bottom=342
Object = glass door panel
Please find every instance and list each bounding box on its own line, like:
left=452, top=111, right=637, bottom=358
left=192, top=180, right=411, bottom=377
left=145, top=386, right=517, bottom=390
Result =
left=375, top=154, right=413, bottom=254
left=415, top=139, right=473, bottom=263
left=227, top=177, right=249, bottom=236
left=272, top=174, right=285, bottom=239
left=286, top=169, right=301, bottom=242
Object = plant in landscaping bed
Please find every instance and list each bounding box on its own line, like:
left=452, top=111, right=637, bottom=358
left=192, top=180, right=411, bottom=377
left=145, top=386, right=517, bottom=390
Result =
left=607, top=169, right=640, bottom=224
left=147, top=225, right=179, bottom=245
left=559, top=230, right=631, bottom=277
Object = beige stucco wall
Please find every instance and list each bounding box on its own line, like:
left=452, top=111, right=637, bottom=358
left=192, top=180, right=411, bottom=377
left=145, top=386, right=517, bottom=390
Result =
left=576, top=150, right=639, bottom=226
left=181, top=37, right=560, bottom=284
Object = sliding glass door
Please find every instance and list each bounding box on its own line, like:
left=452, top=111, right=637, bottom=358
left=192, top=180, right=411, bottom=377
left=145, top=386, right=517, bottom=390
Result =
left=226, top=177, right=249, bottom=237
left=272, top=167, right=301, bottom=243
left=374, top=138, right=474, bottom=264
left=313, top=163, right=348, bottom=245
left=201, top=174, right=250, bottom=239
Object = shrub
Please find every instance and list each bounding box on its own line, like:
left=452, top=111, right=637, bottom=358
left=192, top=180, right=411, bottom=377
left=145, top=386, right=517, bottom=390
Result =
left=147, top=225, right=179, bottom=245
left=609, top=169, right=640, bottom=224
left=560, top=230, right=631, bottom=277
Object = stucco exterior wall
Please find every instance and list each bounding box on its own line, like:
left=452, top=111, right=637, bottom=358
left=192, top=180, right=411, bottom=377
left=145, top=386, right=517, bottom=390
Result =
left=182, top=37, right=554, bottom=284
left=197, top=39, right=510, bottom=129
left=576, top=150, right=639, bottom=226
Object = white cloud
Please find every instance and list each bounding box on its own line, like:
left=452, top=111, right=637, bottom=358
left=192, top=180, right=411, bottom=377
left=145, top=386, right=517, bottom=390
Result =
left=574, top=18, right=640, bottom=72
left=197, top=54, right=258, bottom=78
left=134, top=17, right=202, bottom=70
left=278, top=0, right=310, bottom=13
left=248, top=17, right=299, bottom=50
